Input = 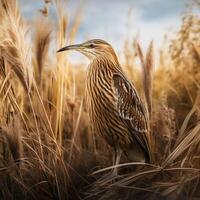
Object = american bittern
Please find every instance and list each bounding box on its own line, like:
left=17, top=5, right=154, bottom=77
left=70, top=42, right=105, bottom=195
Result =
left=57, top=39, right=152, bottom=173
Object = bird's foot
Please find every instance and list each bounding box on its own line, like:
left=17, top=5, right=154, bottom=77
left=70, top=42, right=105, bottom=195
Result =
left=95, top=169, right=120, bottom=187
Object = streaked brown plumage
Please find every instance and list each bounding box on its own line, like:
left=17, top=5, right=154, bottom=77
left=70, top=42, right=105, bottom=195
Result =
left=57, top=39, right=152, bottom=171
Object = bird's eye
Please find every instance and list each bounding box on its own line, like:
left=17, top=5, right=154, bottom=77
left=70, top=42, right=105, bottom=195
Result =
left=89, top=43, right=95, bottom=48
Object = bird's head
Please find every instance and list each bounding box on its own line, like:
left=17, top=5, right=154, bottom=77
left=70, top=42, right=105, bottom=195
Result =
left=57, top=39, right=118, bottom=62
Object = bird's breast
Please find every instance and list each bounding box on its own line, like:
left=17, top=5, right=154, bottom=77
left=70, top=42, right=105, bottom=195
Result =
left=85, top=65, right=115, bottom=112
left=85, top=65, right=132, bottom=147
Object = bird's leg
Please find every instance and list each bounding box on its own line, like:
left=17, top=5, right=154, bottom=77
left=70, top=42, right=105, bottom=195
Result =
left=96, top=148, right=122, bottom=186
left=112, top=148, right=122, bottom=176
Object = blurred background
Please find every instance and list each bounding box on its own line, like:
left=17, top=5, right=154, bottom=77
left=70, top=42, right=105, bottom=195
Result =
left=19, top=0, right=189, bottom=54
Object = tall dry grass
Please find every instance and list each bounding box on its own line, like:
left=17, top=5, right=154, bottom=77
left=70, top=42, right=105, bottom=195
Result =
left=0, top=0, right=199, bottom=199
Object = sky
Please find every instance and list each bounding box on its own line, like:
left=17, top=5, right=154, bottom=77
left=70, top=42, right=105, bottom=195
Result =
left=19, top=0, right=189, bottom=61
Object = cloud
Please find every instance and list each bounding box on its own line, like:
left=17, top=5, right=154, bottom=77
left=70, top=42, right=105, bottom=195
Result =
left=132, top=0, right=187, bottom=21
left=18, top=0, right=186, bottom=52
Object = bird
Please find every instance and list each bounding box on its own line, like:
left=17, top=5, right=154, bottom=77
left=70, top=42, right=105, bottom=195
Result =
left=39, top=5, right=48, bottom=16
left=57, top=39, right=152, bottom=174
left=44, top=0, right=51, bottom=3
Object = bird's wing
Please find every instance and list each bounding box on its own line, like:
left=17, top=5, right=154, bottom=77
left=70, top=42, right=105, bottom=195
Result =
left=112, top=73, right=151, bottom=158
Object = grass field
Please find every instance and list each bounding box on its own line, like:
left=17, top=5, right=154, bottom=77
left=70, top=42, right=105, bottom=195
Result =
left=0, top=0, right=200, bottom=199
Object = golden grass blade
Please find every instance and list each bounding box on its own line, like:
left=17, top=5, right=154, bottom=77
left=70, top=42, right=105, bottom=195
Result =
left=163, top=123, right=200, bottom=167
left=0, top=1, right=33, bottom=92
left=69, top=99, right=83, bottom=162
left=34, top=18, right=52, bottom=84
left=3, top=114, right=23, bottom=165
left=136, top=42, right=145, bottom=68
left=145, top=41, right=154, bottom=115
left=92, top=162, right=157, bottom=175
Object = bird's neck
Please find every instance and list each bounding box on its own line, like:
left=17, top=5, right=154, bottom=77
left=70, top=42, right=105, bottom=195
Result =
left=89, top=55, right=121, bottom=73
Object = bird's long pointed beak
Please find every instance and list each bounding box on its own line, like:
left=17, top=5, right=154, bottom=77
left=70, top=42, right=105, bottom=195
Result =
left=56, top=44, right=83, bottom=53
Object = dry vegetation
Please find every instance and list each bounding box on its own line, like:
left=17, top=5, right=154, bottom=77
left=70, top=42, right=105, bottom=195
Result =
left=0, top=0, right=200, bottom=199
